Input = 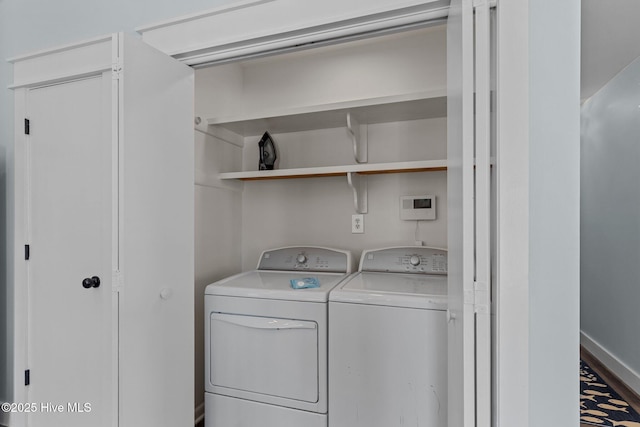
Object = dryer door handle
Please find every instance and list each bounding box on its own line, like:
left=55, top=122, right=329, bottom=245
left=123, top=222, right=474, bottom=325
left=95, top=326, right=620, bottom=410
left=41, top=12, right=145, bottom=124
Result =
left=212, top=313, right=317, bottom=331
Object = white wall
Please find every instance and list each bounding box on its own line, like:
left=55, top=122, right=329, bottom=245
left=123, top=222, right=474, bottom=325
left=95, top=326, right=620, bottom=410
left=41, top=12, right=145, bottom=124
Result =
left=581, top=56, right=640, bottom=393
left=528, top=1, right=581, bottom=426
left=236, top=120, right=448, bottom=269
left=0, top=0, right=233, bottom=419
left=495, top=1, right=580, bottom=426
left=193, top=26, right=449, bottom=270
left=240, top=170, right=448, bottom=269
left=531, top=5, right=581, bottom=427
left=581, top=0, right=640, bottom=101
left=194, top=130, right=243, bottom=417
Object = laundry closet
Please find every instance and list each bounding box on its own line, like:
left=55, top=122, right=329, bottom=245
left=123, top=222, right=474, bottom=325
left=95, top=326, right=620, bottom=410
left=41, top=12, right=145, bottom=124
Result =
left=194, top=24, right=447, bottom=272
left=10, top=1, right=494, bottom=426
left=193, top=22, right=450, bottom=427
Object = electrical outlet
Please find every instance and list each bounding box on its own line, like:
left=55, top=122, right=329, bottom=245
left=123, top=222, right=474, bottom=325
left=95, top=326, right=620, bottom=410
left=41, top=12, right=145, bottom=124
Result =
left=352, top=214, right=364, bottom=234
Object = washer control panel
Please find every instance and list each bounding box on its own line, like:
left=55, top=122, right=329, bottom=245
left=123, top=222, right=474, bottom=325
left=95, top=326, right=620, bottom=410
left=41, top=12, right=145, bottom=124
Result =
left=360, top=247, right=448, bottom=275
left=258, top=246, right=352, bottom=273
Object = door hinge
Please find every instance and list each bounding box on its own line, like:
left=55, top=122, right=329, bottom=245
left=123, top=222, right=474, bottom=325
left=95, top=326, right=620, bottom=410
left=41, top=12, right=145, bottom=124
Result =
left=112, top=59, right=123, bottom=80
left=473, top=281, right=490, bottom=314
left=112, top=270, right=124, bottom=292
left=24, top=369, right=30, bottom=386
left=24, top=118, right=30, bottom=135
left=25, top=244, right=30, bottom=260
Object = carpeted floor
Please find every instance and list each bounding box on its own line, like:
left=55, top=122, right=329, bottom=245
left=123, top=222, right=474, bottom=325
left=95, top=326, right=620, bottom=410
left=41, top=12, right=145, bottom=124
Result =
left=580, top=358, right=640, bottom=426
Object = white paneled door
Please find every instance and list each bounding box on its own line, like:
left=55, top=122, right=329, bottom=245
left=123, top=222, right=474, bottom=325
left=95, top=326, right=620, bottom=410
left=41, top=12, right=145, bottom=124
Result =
left=13, top=33, right=194, bottom=427
left=26, top=75, right=114, bottom=427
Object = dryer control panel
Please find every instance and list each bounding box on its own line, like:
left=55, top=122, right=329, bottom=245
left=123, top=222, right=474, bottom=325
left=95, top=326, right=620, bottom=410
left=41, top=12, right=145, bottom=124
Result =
left=360, top=247, right=448, bottom=275
left=258, top=246, right=352, bottom=273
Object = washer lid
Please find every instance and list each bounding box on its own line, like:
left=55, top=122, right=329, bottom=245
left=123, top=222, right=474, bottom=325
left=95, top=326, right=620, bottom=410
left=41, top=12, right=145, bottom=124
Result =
left=329, top=272, right=447, bottom=309
left=205, top=270, right=349, bottom=302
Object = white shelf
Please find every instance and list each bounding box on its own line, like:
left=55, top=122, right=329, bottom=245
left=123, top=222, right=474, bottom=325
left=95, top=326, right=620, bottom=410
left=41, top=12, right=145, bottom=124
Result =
left=218, top=159, right=447, bottom=181
left=207, top=90, right=447, bottom=136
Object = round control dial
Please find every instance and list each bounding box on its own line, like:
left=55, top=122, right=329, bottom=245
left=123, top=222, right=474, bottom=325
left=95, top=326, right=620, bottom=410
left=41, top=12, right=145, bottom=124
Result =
left=410, top=255, right=421, bottom=266
left=296, top=254, right=308, bottom=264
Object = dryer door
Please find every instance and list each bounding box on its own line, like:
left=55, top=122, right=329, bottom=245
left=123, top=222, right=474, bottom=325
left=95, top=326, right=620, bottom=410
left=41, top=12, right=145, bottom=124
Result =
left=209, top=312, right=319, bottom=404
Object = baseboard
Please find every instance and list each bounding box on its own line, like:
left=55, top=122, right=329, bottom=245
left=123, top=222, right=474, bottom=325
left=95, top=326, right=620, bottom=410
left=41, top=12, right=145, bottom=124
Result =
left=0, top=405, right=9, bottom=427
left=195, top=402, right=205, bottom=425
left=581, top=331, right=640, bottom=395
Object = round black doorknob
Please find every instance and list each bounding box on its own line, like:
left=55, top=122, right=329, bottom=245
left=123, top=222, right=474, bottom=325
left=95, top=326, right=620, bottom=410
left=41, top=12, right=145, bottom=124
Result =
left=82, top=276, right=101, bottom=289
left=91, top=276, right=100, bottom=288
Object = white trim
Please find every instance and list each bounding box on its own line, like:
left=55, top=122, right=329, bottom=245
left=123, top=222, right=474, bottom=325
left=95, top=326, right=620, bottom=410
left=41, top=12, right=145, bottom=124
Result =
left=581, top=331, right=640, bottom=396
left=137, top=0, right=449, bottom=66
left=9, top=67, right=110, bottom=90
left=12, top=88, right=28, bottom=427
left=445, top=0, right=477, bottom=424
left=180, top=8, right=449, bottom=66
left=473, top=1, right=492, bottom=426
left=494, top=1, right=531, bottom=425
left=135, top=0, right=276, bottom=33
left=9, top=35, right=113, bottom=90
left=194, top=402, right=205, bottom=425
left=110, top=32, right=121, bottom=426
left=7, top=34, right=112, bottom=63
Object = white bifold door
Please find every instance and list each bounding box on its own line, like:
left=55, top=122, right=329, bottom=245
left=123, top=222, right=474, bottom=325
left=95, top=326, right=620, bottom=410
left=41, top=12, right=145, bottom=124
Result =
left=447, top=1, right=494, bottom=427
left=12, top=33, right=194, bottom=427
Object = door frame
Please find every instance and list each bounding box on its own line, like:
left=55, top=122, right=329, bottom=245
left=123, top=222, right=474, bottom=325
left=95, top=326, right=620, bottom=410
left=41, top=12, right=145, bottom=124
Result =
left=10, top=35, right=118, bottom=427
left=138, top=2, right=494, bottom=427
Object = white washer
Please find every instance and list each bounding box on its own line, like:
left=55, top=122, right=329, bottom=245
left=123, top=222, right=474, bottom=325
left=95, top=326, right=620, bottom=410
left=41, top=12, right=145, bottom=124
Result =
left=205, top=246, right=353, bottom=427
left=329, top=246, right=448, bottom=427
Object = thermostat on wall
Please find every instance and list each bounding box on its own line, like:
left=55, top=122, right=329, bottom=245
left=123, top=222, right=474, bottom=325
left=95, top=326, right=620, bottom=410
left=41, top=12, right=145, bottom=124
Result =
left=400, top=195, right=436, bottom=220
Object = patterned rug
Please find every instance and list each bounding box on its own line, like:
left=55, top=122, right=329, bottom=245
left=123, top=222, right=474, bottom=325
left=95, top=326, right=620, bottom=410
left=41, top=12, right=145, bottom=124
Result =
left=580, top=359, right=640, bottom=426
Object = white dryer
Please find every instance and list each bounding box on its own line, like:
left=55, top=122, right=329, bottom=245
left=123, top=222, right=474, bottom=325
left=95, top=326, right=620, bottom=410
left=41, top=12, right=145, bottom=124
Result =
left=205, top=246, right=353, bottom=427
left=329, top=246, right=448, bottom=427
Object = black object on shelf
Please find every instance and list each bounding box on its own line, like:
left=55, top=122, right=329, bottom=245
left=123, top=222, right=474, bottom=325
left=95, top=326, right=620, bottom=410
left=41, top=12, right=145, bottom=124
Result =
left=258, top=131, right=277, bottom=170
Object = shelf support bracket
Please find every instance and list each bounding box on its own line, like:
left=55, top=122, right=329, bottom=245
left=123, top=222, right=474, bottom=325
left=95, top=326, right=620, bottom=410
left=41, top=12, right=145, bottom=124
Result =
left=347, top=112, right=367, bottom=163
left=347, top=172, right=368, bottom=214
